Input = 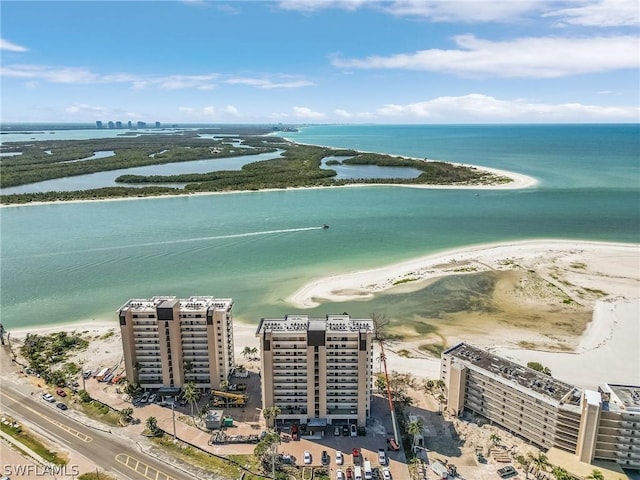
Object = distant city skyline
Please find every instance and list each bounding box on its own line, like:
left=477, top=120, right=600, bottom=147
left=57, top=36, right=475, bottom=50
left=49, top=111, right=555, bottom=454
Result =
left=1, top=0, right=638, bottom=124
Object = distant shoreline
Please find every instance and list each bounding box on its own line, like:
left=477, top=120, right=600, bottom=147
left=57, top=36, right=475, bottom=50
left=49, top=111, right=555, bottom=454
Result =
left=0, top=161, right=537, bottom=209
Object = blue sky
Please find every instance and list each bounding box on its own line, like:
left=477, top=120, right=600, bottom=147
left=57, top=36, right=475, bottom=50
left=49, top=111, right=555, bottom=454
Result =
left=1, top=0, right=638, bottom=123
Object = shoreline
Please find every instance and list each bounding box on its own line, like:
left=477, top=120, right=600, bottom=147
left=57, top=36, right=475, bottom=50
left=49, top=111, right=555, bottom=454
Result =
left=286, top=239, right=640, bottom=308
left=0, top=145, right=538, bottom=208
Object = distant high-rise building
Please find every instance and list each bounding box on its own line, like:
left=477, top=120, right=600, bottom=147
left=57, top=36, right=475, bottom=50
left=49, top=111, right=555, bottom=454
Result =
left=155, top=121, right=161, bottom=128
left=137, top=121, right=146, bottom=129
left=127, top=121, right=132, bottom=129
left=115, top=121, right=122, bottom=129
left=107, top=121, right=115, bottom=129
left=96, top=121, right=103, bottom=129
left=118, top=296, right=235, bottom=391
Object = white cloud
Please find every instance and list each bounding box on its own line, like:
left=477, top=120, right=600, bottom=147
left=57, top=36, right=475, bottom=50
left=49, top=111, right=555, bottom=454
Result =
left=335, top=109, right=353, bottom=118
left=277, top=0, right=369, bottom=13
left=381, top=0, right=542, bottom=22
left=226, top=77, right=314, bottom=89
left=293, top=106, right=327, bottom=119
left=370, top=93, right=639, bottom=122
left=64, top=103, right=139, bottom=119
left=0, top=38, right=28, bottom=52
left=224, top=105, right=240, bottom=116
left=544, top=0, right=640, bottom=27
left=332, top=34, right=639, bottom=78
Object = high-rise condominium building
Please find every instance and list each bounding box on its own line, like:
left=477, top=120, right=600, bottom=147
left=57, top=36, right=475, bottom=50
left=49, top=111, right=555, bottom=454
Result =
left=118, top=296, right=234, bottom=391
left=442, top=343, right=639, bottom=471
left=256, top=314, right=374, bottom=428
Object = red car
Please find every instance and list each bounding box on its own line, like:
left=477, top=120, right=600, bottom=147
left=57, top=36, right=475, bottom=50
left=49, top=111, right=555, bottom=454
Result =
left=56, top=388, right=67, bottom=397
left=346, top=467, right=353, bottom=480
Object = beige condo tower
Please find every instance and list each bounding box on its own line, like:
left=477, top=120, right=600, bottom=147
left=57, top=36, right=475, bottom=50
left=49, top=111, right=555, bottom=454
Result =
left=118, top=296, right=234, bottom=391
left=257, top=314, right=374, bottom=429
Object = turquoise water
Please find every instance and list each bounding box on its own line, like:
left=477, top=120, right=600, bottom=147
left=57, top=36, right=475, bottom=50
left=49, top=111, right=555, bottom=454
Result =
left=1, top=124, right=638, bottom=330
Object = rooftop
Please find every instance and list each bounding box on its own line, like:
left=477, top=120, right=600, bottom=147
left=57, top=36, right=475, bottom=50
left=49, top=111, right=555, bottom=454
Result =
left=119, top=295, right=232, bottom=312
left=601, top=384, right=640, bottom=413
left=256, top=314, right=374, bottom=335
left=444, top=343, right=575, bottom=403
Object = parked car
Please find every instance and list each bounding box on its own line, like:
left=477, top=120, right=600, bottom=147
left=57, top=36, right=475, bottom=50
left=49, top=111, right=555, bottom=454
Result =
left=342, top=425, right=350, bottom=436
left=42, top=393, right=55, bottom=403
left=336, top=469, right=345, bottom=480
left=378, top=448, right=387, bottom=465
left=336, top=450, right=344, bottom=465
left=303, top=450, right=312, bottom=465
left=350, top=424, right=357, bottom=436
left=334, top=426, right=341, bottom=436
left=387, top=438, right=400, bottom=451
left=321, top=450, right=329, bottom=465
left=148, top=393, right=157, bottom=403
left=56, top=402, right=68, bottom=411
left=345, top=467, right=353, bottom=480
left=55, top=388, right=66, bottom=397
left=382, top=467, right=391, bottom=480
left=140, top=391, right=150, bottom=403
left=497, top=466, right=517, bottom=479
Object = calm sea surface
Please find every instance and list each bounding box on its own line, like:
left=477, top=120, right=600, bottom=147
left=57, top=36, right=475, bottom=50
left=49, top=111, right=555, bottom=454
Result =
left=1, top=124, right=638, bottom=329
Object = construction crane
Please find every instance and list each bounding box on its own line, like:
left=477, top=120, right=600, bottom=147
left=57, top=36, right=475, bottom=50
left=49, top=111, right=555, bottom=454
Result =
left=378, top=340, right=401, bottom=449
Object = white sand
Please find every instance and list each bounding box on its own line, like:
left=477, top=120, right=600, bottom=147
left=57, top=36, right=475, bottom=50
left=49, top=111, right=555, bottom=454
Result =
left=5, top=240, right=637, bottom=391
left=492, top=297, right=640, bottom=390
left=287, top=239, right=639, bottom=308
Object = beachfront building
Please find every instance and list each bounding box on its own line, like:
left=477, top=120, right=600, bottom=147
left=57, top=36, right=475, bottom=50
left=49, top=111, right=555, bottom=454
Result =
left=256, top=314, right=374, bottom=429
left=118, top=296, right=234, bottom=391
left=441, top=343, right=640, bottom=471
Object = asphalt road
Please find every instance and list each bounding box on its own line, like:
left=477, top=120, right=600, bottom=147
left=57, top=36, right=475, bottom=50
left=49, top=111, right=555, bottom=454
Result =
left=0, top=375, right=197, bottom=480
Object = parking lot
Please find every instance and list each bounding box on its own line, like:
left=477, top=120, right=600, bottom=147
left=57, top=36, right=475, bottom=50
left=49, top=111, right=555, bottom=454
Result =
left=272, top=395, right=409, bottom=479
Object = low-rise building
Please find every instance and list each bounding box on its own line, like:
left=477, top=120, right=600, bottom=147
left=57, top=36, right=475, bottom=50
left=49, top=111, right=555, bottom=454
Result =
left=441, top=343, right=639, bottom=471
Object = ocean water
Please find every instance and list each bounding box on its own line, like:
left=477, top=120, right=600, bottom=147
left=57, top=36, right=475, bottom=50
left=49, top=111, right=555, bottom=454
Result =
left=0, top=124, right=638, bottom=330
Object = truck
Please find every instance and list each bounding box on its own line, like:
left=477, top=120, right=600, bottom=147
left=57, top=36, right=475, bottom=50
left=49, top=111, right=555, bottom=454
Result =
left=363, top=460, right=372, bottom=480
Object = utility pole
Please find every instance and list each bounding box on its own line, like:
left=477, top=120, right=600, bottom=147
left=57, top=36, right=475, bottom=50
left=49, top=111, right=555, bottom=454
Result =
left=172, top=400, right=177, bottom=442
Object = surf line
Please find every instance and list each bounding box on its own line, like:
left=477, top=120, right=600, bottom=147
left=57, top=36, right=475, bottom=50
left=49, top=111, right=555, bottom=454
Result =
left=23, top=226, right=326, bottom=258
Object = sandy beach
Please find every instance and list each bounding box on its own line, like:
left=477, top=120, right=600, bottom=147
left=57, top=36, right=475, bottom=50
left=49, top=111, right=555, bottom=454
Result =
left=4, top=239, right=638, bottom=393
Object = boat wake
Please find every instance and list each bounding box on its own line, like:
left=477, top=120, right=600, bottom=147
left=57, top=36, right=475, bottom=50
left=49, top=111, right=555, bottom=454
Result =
left=19, top=226, right=326, bottom=258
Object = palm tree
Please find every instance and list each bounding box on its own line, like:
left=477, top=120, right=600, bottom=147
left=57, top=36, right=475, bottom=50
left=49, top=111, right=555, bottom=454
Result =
left=515, top=454, right=531, bottom=480
left=586, top=470, right=604, bottom=480
left=242, top=346, right=252, bottom=359
left=119, top=407, right=134, bottom=426
left=551, top=466, right=571, bottom=480
left=262, top=406, right=281, bottom=428
left=182, top=381, right=201, bottom=421
left=407, top=419, right=424, bottom=437
left=145, top=416, right=159, bottom=436
left=528, top=452, right=549, bottom=476
left=250, top=347, right=258, bottom=360
left=220, top=379, right=230, bottom=392
left=490, top=433, right=502, bottom=447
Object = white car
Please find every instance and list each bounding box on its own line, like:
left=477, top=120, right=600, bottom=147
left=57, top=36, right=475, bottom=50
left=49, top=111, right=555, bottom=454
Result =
left=303, top=450, right=312, bottom=464
left=42, top=393, right=55, bottom=403
left=382, top=467, right=391, bottom=480
left=148, top=393, right=157, bottom=403
left=139, top=391, right=150, bottom=403
left=336, top=450, right=344, bottom=465
left=336, top=469, right=345, bottom=480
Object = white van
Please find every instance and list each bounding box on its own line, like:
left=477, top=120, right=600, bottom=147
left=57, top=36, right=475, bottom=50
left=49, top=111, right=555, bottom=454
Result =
left=363, top=460, right=372, bottom=480
left=354, top=466, right=363, bottom=480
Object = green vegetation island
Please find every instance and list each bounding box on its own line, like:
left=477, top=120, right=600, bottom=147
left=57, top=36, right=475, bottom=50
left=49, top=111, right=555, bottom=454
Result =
left=0, top=127, right=512, bottom=205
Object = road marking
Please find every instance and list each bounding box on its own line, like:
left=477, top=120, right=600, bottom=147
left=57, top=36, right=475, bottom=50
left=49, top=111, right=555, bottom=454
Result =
left=0, top=390, right=92, bottom=443
left=115, top=453, right=177, bottom=480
